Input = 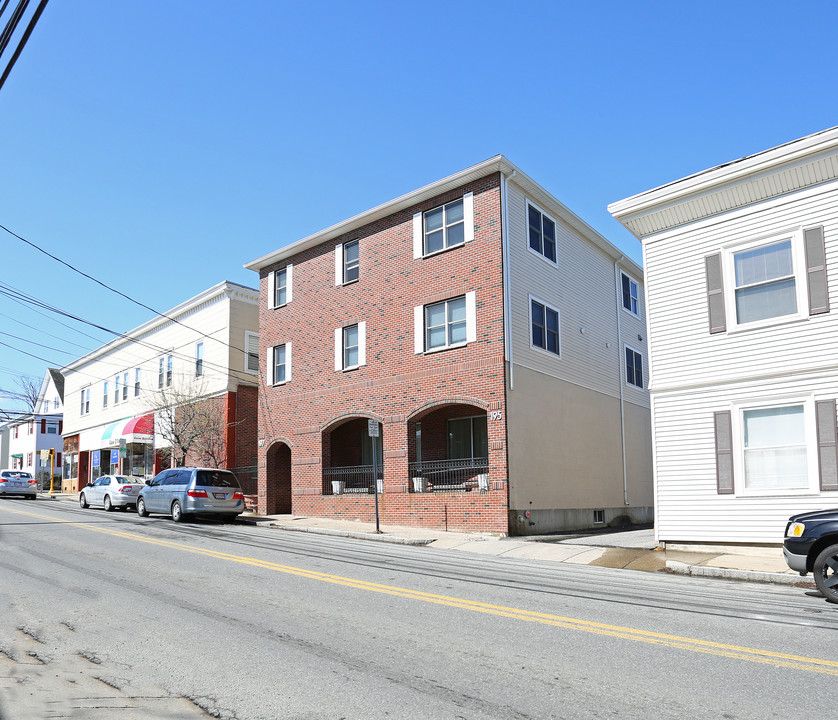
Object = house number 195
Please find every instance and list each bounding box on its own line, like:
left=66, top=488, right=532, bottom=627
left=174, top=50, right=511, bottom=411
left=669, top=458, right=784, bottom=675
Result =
left=489, top=410, right=503, bottom=421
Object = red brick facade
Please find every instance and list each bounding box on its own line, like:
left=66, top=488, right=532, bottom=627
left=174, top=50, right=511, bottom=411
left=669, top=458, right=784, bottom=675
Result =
left=256, top=172, right=510, bottom=533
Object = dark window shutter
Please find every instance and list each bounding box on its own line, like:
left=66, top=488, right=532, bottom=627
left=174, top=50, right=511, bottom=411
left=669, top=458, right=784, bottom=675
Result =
left=57, top=452, right=62, bottom=465
left=58, top=421, right=63, bottom=434
left=40, top=419, right=46, bottom=434
left=816, top=399, right=838, bottom=491
left=705, top=254, right=727, bottom=334
left=804, top=226, right=829, bottom=315
left=714, top=411, right=734, bottom=494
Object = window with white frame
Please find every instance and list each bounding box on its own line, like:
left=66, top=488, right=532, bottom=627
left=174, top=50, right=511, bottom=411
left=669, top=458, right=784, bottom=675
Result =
left=424, top=199, right=464, bottom=255
left=122, top=371, right=128, bottom=400
left=741, top=404, right=809, bottom=492
left=267, top=342, right=292, bottom=385
left=343, top=239, right=359, bottom=283
left=625, top=347, right=643, bottom=388
left=26, top=452, right=32, bottom=467
left=245, top=331, right=260, bottom=374
left=713, top=230, right=819, bottom=332
left=527, top=202, right=557, bottom=264
left=414, top=292, right=476, bottom=353
left=134, top=368, right=140, bottom=396
left=103, top=381, right=108, bottom=408
left=530, top=298, right=560, bottom=355
left=195, top=342, right=204, bottom=377
left=80, top=387, right=90, bottom=415
left=413, top=193, right=474, bottom=259
left=275, top=267, right=288, bottom=306
left=166, top=354, right=173, bottom=387
left=621, top=272, right=639, bottom=316
left=114, top=374, right=120, bottom=404
left=335, top=322, right=366, bottom=370
left=158, top=357, right=164, bottom=388
left=46, top=421, right=58, bottom=434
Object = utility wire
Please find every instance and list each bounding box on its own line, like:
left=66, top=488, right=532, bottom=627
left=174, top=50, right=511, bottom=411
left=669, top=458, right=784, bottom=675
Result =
left=0, top=0, right=48, bottom=93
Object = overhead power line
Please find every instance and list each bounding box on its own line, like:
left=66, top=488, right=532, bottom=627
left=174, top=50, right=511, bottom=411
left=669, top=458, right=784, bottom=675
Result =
left=0, top=0, right=48, bottom=94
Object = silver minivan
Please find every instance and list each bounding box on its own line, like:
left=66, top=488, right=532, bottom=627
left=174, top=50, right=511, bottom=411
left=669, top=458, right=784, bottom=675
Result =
left=136, top=467, right=244, bottom=522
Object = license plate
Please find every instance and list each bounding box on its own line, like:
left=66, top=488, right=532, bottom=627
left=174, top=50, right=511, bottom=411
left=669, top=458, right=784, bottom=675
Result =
left=213, top=492, right=227, bottom=499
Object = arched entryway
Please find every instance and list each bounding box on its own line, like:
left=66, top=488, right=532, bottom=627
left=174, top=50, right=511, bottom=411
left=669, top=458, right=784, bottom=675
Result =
left=321, top=416, right=383, bottom=495
left=407, top=401, right=489, bottom=493
left=266, top=441, right=292, bottom=514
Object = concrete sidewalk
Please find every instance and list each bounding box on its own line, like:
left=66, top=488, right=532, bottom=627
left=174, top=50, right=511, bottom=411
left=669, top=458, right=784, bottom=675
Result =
left=238, top=510, right=809, bottom=588
left=38, top=492, right=810, bottom=588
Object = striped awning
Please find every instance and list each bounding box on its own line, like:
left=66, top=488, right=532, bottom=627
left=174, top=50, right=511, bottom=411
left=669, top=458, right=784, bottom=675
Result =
left=100, top=414, right=154, bottom=443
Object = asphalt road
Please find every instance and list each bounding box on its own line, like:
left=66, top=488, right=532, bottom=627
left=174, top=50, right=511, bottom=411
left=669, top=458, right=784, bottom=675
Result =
left=1, top=497, right=836, bottom=719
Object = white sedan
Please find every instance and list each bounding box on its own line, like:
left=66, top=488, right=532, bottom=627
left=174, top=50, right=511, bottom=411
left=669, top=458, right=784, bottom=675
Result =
left=79, top=475, right=145, bottom=511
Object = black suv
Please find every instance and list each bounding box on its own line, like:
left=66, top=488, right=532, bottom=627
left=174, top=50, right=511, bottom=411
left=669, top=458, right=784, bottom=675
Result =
left=784, top=508, right=838, bottom=601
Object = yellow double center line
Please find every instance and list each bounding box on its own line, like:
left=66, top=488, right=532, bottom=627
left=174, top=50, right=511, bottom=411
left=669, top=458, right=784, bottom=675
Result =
left=6, top=505, right=838, bottom=675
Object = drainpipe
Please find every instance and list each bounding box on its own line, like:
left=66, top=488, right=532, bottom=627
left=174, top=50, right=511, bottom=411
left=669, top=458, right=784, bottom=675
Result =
left=614, top=257, right=629, bottom=506
left=500, top=170, right=516, bottom=390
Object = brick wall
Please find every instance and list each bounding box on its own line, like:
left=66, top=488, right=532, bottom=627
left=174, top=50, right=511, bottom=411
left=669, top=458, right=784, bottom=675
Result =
left=257, top=172, right=510, bottom=533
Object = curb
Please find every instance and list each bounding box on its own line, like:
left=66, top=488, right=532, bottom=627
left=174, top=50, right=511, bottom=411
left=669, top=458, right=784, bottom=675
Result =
left=266, top=522, right=435, bottom=546
left=665, top=560, right=812, bottom=587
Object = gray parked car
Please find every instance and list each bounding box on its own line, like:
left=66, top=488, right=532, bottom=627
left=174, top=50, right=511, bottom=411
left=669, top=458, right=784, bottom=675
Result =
left=79, top=475, right=144, bottom=511
left=136, top=467, right=244, bottom=522
left=0, top=469, right=37, bottom=499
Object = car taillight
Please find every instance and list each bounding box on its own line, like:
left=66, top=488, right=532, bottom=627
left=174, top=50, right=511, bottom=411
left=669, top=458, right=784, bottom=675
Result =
left=27, top=479, right=37, bottom=484
left=119, top=486, right=133, bottom=493
left=232, top=491, right=244, bottom=500
left=187, top=489, right=208, bottom=498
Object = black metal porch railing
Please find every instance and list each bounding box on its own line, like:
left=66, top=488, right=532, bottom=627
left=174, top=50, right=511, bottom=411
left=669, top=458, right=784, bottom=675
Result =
left=323, top=464, right=384, bottom=495
left=408, top=458, right=490, bottom=492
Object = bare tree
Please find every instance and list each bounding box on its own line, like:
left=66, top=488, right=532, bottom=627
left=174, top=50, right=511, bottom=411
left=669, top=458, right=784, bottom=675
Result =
left=0, top=375, right=41, bottom=412
left=146, top=380, right=235, bottom=468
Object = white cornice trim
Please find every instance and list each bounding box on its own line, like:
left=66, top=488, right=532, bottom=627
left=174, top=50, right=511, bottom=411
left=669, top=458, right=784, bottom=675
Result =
left=245, top=156, right=642, bottom=278
left=609, top=126, right=838, bottom=239
left=60, top=281, right=257, bottom=374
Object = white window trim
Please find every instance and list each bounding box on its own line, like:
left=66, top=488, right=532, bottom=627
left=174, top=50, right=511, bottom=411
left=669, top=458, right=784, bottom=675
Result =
left=267, top=342, right=292, bottom=386
left=244, top=330, right=260, bottom=375
left=335, top=244, right=344, bottom=286
left=335, top=322, right=366, bottom=371
left=721, top=228, right=809, bottom=333
left=413, top=193, right=475, bottom=259
left=730, top=395, right=818, bottom=497
left=268, top=265, right=293, bottom=309
left=528, top=294, right=561, bottom=358
left=624, top=344, right=643, bottom=389
left=526, top=200, right=559, bottom=268
left=414, top=292, right=476, bottom=354
left=620, top=271, right=640, bottom=318
left=195, top=342, right=204, bottom=377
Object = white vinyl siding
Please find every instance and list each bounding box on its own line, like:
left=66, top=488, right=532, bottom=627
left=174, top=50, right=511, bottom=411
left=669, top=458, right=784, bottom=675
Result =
left=643, top=178, right=838, bottom=394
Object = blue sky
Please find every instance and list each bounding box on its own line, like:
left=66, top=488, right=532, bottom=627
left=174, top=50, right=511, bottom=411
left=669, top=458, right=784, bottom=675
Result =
left=2, top=1, right=837, bottom=412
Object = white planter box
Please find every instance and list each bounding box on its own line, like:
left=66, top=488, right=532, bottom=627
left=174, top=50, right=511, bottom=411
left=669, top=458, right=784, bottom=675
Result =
left=331, top=480, right=345, bottom=495
left=477, top=474, right=490, bottom=491
left=412, top=477, right=427, bottom=493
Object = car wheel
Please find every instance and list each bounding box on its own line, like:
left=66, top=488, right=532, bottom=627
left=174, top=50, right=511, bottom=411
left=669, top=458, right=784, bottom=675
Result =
left=814, top=543, right=838, bottom=603
left=171, top=500, right=185, bottom=523
left=136, top=497, right=149, bottom=517
left=79, top=493, right=89, bottom=509
left=104, top=495, right=113, bottom=512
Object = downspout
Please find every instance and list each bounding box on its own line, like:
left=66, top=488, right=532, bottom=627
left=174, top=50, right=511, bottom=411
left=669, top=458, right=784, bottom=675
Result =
left=614, top=257, right=629, bottom=506
left=501, top=170, right=516, bottom=390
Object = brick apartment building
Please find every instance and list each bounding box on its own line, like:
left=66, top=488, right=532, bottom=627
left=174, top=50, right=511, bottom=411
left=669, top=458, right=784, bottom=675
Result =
left=246, top=157, right=652, bottom=534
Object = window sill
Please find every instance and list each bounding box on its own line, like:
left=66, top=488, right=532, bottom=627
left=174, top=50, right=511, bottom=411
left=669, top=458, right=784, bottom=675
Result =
left=724, top=312, right=810, bottom=336
left=270, top=380, right=289, bottom=387
left=736, top=487, right=818, bottom=498
left=530, top=343, right=561, bottom=360
left=421, top=242, right=465, bottom=260
left=270, top=302, right=289, bottom=310
left=340, top=364, right=363, bottom=372
left=338, top=278, right=359, bottom=288
left=527, top=245, right=559, bottom=268
left=423, top=342, right=468, bottom=355
left=621, top=306, right=640, bottom=319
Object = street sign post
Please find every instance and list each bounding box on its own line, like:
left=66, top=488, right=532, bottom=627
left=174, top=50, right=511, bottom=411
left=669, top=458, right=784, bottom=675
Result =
left=368, top=419, right=380, bottom=533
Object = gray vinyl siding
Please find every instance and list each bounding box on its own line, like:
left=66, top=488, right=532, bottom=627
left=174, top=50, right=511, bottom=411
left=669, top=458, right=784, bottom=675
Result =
left=505, top=179, right=650, bottom=409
